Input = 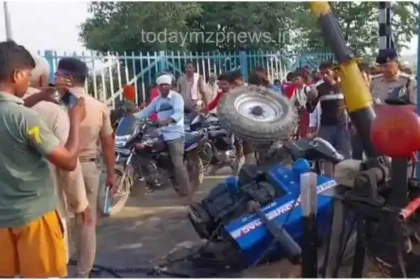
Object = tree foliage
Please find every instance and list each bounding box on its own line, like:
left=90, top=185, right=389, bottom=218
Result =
left=185, top=2, right=304, bottom=52
left=292, top=2, right=379, bottom=55
left=79, top=2, right=201, bottom=52
left=79, top=2, right=418, bottom=56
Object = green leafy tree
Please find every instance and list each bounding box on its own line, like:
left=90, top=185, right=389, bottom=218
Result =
left=295, top=2, right=418, bottom=58
left=79, top=2, right=418, bottom=57
left=391, top=3, right=418, bottom=52
left=294, top=3, right=378, bottom=56
left=79, top=2, right=201, bottom=52
left=186, top=2, right=303, bottom=52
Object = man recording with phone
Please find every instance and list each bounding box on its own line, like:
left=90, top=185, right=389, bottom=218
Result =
left=24, top=53, right=90, bottom=265
left=54, top=57, right=115, bottom=278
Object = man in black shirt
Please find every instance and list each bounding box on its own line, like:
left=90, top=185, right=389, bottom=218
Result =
left=306, top=62, right=351, bottom=159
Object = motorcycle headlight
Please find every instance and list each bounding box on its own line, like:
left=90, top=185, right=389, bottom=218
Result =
left=142, top=137, right=159, bottom=147
left=115, top=135, right=128, bottom=147
left=115, top=132, right=137, bottom=147
left=115, top=141, right=126, bottom=148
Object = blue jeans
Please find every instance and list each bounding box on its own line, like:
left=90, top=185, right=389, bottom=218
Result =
left=318, top=123, right=351, bottom=159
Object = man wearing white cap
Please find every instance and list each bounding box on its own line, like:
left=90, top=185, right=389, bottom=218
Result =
left=134, top=74, right=193, bottom=204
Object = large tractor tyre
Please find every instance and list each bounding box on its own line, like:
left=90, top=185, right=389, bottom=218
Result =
left=218, top=85, right=298, bottom=144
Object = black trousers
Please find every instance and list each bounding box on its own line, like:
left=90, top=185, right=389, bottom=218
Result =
left=351, top=133, right=364, bottom=160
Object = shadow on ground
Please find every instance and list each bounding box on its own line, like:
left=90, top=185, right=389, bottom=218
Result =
left=72, top=178, right=220, bottom=278
left=72, top=172, right=383, bottom=278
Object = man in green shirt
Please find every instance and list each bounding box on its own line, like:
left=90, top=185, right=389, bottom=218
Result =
left=0, top=41, right=85, bottom=278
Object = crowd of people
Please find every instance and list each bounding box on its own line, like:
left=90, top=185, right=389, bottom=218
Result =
left=0, top=38, right=417, bottom=279
left=119, top=48, right=417, bottom=170
left=0, top=41, right=114, bottom=278
left=113, top=48, right=417, bottom=181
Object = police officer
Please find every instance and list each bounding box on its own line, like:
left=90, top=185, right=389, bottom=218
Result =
left=371, top=48, right=417, bottom=105
left=54, top=57, right=115, bottom=278
left=26, top=53, right=90, bottom=264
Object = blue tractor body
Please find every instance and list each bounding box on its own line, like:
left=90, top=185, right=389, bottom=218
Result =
left=189, top=159, right=338, bottom=266
left=225, top=163, right=337, bottom=265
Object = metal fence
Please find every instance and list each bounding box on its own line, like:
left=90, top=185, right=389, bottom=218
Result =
left=42, top=50, right=333, bottom=108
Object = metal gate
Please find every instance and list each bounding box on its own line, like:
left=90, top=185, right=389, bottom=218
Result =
left=43, top=50, right=333, bottom=108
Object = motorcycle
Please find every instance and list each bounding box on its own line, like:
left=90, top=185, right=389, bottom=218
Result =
left=187, top=113, right=237, bottom=172
left=98, top=115, right=208, bottom=216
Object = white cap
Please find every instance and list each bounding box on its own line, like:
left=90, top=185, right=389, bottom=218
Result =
left=156, top=74, right=172, bottom=85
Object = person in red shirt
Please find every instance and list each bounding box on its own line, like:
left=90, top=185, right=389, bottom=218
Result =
left=284, top=73, right=296, bottom=99
left=148, top=83, right=160, bottom=122
left=149, top=83, right=160, bottom=103
left=206, top=73, right=230, bottom=112
left=203, top=71, right=245, bottom=175
left=282, top=72, right=296, bottom=98
left=289, top=69, right=311, bottom=138
left=228, top=70, right=245, bottom=88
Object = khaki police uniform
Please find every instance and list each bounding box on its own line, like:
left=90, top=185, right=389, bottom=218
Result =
left=370, top=71, right=417, bottom=176
left=66, top=87, right=113, bottom=277
left=26, top=87, right=89, bottom=263
left=370, top=71, right=417, bottom=105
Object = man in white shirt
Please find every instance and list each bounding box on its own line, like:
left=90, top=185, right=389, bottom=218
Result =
left=206, top=73, right=219, bottom=103
left=176, top=62, right=208, bottom=111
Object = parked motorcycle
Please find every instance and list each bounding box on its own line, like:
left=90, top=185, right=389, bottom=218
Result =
left=98, top=115, right=208, bottom=216
left=188, top=113, right=237, bottom=172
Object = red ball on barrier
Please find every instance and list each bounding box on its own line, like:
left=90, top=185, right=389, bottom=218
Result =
left=371, top=104, right=420, bottom=158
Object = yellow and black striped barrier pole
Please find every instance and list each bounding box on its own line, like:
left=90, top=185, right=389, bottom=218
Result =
left=310, top=2, right=379, bottom=158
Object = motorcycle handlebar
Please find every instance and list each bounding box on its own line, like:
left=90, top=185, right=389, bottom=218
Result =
left=138, top=118, right=170, bottom=128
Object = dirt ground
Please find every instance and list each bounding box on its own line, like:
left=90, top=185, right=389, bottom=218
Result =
left=71, top=170, right=383, bottom=278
